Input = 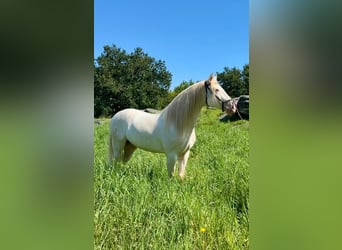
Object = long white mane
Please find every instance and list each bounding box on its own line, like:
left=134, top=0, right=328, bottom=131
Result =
left=161, top=81, right=205, bottom=133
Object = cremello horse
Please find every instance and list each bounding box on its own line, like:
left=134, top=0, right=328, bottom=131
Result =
left=108, top=74, right=233, bottom=179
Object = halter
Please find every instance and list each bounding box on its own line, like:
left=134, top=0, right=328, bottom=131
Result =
left=204, top=81, right=226, bottom=112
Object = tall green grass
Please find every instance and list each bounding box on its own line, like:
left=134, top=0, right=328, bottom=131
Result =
left=94, top=109, right=249, bottom=249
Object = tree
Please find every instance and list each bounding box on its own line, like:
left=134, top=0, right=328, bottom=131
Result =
left=94, top=45, right=172, bottom=117
left=161, top=80, right=195, bottom=108
left=217, top=64, right=249, bottom=97
left=241, top=64, right=249, bottom=95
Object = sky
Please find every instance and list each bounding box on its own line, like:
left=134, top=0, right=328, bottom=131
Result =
left=94, top=0, right=249, bottom=90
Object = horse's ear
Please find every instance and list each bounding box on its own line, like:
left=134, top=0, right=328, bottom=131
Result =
left=208, top=73, right=217, bottom=83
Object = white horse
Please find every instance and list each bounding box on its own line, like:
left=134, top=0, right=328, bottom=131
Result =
left=108, top=74, right=233, bottom=179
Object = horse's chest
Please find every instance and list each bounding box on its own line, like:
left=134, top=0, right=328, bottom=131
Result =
left=170, top=131, right=196, bottom=154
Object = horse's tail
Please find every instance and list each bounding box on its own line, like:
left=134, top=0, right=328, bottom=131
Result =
left=108, top=133, right=113, bottom=164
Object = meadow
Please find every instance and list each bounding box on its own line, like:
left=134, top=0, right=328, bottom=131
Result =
left=94, top=109, right=249, bottom=249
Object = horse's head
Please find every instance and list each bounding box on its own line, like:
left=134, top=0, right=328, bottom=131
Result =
left=204, top=74, right=232, bottom=111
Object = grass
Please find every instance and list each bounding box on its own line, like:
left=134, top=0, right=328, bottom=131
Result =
left=94, top=109, right=249, bottom=249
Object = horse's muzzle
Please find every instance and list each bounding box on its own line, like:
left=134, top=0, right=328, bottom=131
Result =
left=215, top=95, right=233, bottom=112
left=223, top=99, right=237, bottom=115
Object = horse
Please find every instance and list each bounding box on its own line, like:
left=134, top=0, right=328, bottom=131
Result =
left=108, top=74, right=233, bottom=179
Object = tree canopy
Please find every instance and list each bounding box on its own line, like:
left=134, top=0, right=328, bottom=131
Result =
left=94, top=45, right=172, bottom=117
left=94, top=44, right=249, bottom=118
left=217, top=64, right=249, bottom=98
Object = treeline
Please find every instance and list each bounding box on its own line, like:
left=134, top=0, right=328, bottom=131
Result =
left=94, top=45, right=249, bottom=118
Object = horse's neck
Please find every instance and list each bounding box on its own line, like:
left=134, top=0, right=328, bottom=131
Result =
left=183, top=101, right=203, bottom=132
left=184, top=84, right=206, bottom=131
left=162, top=84, right=206, bottom=135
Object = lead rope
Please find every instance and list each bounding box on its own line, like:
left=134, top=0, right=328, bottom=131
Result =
left=235, top=97, right=244, bottom=120
left=236, top=105, right=244, bottom=120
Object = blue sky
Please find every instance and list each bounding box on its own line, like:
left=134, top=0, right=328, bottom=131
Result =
left=94, top=0, right=249, bottom=90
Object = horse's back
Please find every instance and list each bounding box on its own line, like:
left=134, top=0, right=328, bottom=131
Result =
left=111, top=108, right=137, bottom=121
left=111, top=108, right=158, bottom=127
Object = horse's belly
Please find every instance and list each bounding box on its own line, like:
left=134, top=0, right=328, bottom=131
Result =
left=126, top=128, right=164, bottom=153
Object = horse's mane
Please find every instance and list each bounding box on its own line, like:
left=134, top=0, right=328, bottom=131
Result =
left=161, top=81, right=205, bottom=133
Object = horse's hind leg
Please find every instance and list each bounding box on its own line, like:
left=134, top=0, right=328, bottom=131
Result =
left=112, top=137, right=126, bottom=162
left=123, top=141, right=136, bottom=163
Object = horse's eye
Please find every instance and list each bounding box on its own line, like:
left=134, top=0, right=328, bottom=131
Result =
left=215, top=89, right=219, bottom=92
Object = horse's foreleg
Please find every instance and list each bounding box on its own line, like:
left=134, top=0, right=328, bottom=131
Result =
left=178, top=150, right=190, bottom=180
left=166, top=153, right=177, bottom=178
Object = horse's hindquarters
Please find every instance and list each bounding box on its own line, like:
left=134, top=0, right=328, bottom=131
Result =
left=110, top=109, right=165, bottom=154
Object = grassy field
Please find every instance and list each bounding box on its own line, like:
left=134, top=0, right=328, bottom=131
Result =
left=94, top=109, right=249, bottom=249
